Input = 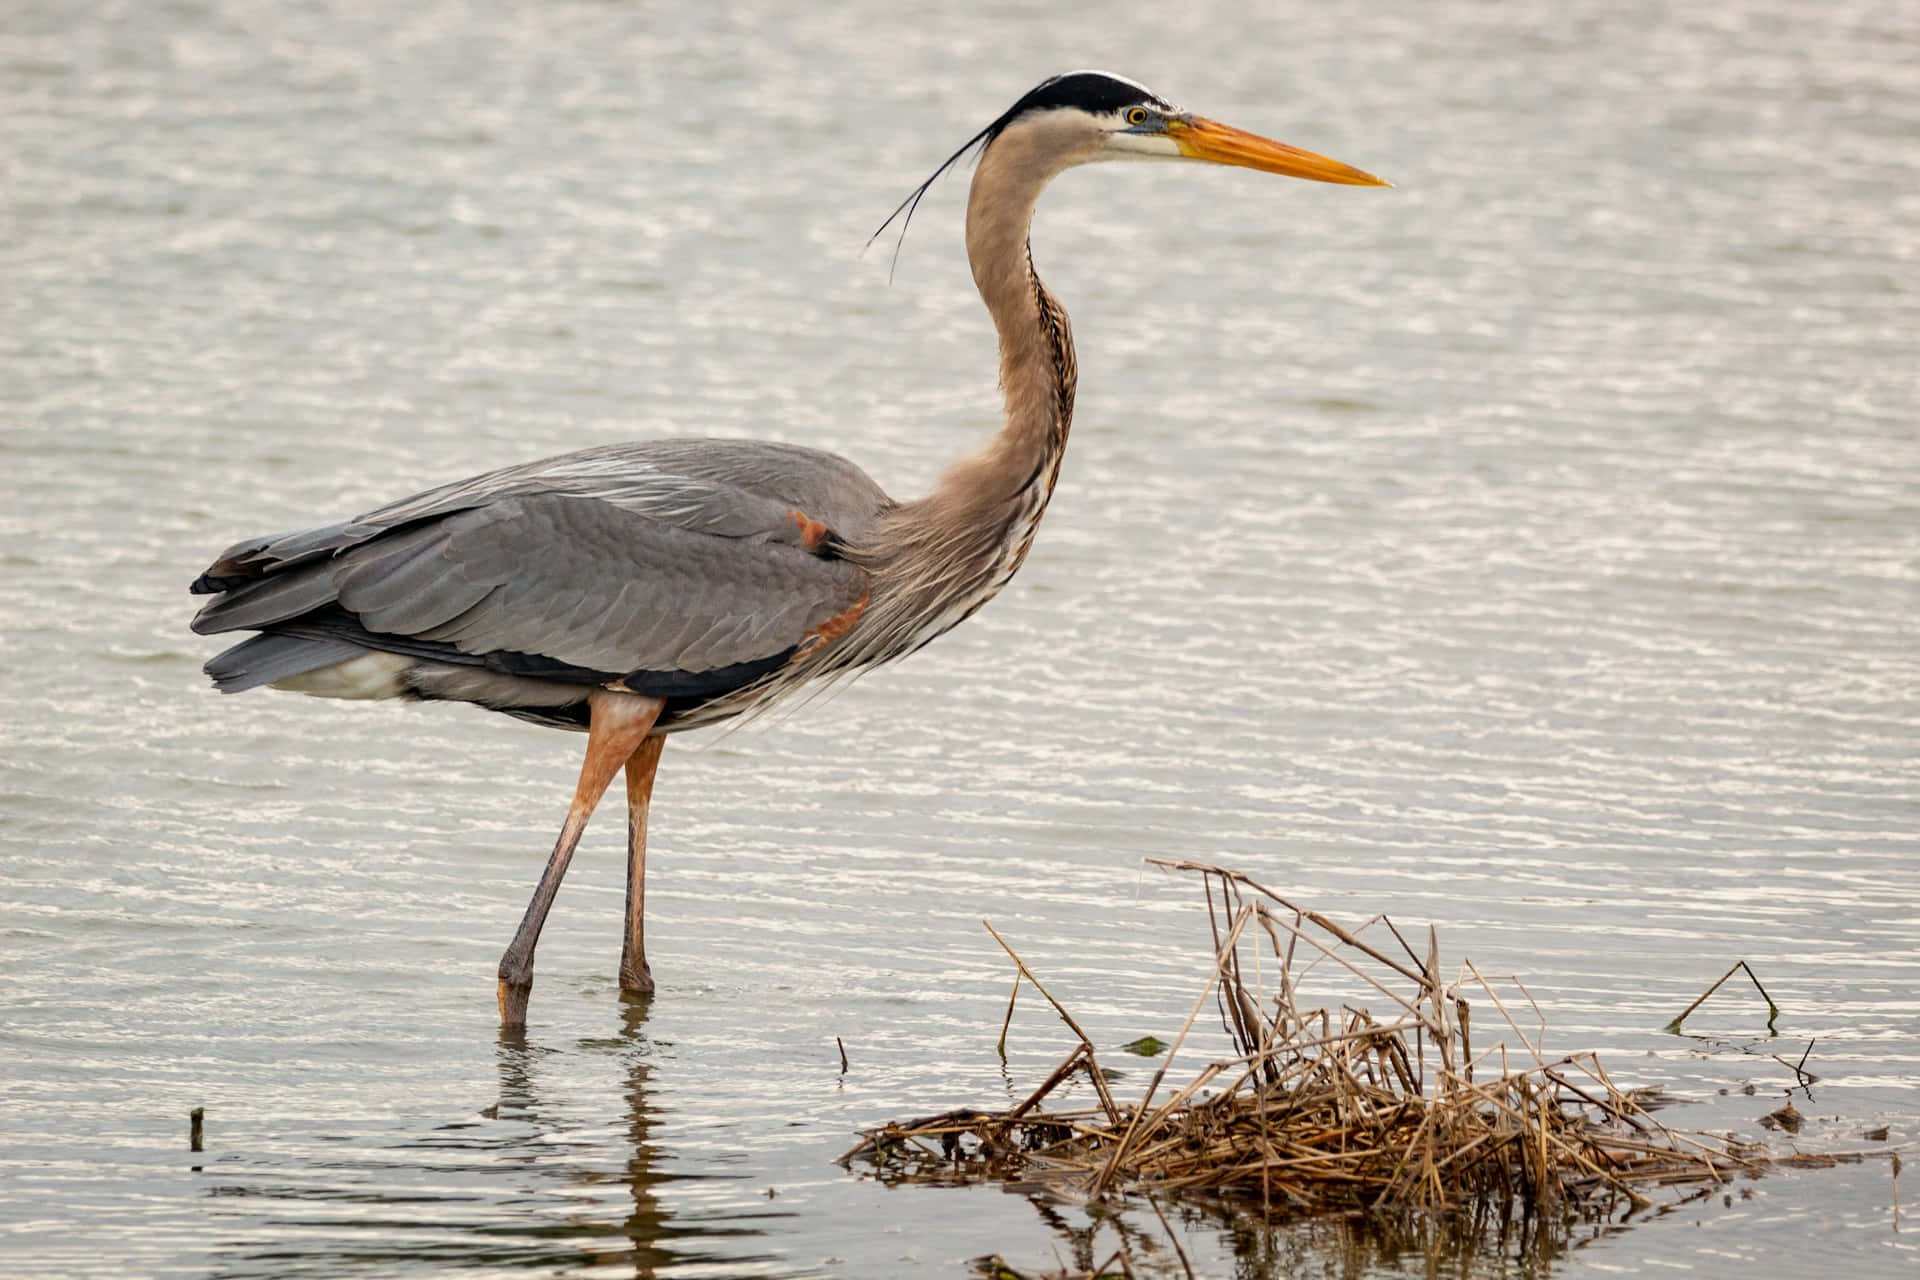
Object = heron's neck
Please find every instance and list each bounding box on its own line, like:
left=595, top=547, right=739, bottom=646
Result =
left=834, top=128, right=1087, bottom=666
left=954, top=132, right=1079, bottom=526
left=884, top=133, right=1080, bottom=569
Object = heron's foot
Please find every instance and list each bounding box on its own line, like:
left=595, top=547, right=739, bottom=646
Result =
left=618, top=954, right=654, bottom=996
left=497, top=964, right=533, bottom=1030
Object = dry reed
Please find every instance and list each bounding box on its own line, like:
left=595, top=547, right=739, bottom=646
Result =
left=845, top=860, right=1782, bottom=1225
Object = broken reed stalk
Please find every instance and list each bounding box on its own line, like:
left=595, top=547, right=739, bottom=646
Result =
left=983, top=919, right=1120, bottom=1124
left=997, top=968, right=1021, bottom=1058
left=846, top=861, right=1788, bottom=1227
left=1665, top=960, right=1781, bottom=1034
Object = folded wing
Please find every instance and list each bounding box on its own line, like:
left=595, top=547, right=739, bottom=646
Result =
left=191, top=440, right=887, bottom=701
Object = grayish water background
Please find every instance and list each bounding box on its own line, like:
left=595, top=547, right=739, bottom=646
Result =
left=3, top=0, right=1915, bottom=1275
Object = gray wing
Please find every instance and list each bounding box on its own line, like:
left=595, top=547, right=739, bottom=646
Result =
left=193, top=439, right=887, bottom=585
left=191, top=439, right=890, bottom=689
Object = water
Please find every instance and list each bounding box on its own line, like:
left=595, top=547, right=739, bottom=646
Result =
left=2, top=0, right=1915, bottom=1275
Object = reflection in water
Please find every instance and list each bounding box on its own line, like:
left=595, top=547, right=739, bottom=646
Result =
left=987, top=1196, right=1188, bottom=1278
left=208, top=999, right=788, bottom=1277
left=558, top=995, right=684, bottom=1278
left=616, top=996, right=677, bottom=1277
left=976, top=1187, right=1698, bottom=1280
left=499, top=995, right=792, bottom=1276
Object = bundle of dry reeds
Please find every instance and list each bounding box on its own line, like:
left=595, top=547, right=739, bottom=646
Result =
left=845, top=860, right=1770, bottom=1223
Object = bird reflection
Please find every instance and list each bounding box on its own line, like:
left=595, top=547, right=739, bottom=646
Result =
left=490, top=996, right=676, bottom=1276
left=491, top=993, right=788, bottom=1278
left=612, top=995, right=677, bottom=1278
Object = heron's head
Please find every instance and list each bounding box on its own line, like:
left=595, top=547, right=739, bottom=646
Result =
left=986, top=70, right=1389, bottom=185
left=873, top=71, right=1387, bottom=263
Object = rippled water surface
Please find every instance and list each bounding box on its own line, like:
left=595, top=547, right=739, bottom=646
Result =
left=3, top=1, right=1916, bottom=1276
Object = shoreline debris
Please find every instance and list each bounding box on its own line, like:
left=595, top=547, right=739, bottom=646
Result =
left=846, top=861, right=1795, bottom=1226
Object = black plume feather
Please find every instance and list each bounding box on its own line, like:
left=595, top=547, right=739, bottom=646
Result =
left=866, top=71, right=1171, bottom=279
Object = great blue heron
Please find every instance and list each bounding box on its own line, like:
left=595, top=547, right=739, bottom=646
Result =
left=191, top=71, right=1386, bottom=1029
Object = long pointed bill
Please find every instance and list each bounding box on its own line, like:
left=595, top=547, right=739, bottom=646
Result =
left=1172, top=116, right=1390, bottom=187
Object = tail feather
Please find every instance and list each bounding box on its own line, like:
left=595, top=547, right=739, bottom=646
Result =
left=204, top=634, right=366, bottom=694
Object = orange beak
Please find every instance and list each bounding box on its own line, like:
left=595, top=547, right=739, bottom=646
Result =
left=1170, top=116, right=1390, bottom=187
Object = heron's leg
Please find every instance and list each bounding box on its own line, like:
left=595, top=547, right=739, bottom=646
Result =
left=497, top=690, right=663, bottom=1030
left=619, top=735, right=666, bottom=996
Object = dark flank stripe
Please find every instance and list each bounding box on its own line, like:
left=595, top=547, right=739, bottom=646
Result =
left=607, top=650, right=796, bottom=699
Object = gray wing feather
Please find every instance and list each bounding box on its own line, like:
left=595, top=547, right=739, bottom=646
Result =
left=197, top=440, right=887, bottom=584
left=334, top=517, right=495, bottom=634
left=193, top=570, right=338, bottom=633
left=347, top=440, right=887, bottom=543
left=380, top=494, right=861, bottom=673
left=193, top=440, right=888, bottom=681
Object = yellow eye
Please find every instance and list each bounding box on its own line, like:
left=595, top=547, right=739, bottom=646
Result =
left=1127, top=107, right=1149, bottom=126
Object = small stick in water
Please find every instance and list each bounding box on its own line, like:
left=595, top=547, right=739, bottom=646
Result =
left=1664, top=960, right=1780, bottom=1034
left=1768, top=1038, right=1819, bottom=1086
left=189, top=1107, right=204, bottom=1153
left=996, top=968, right=1020, bottom=1059
left=836, top=1037, right=849, bottom=1074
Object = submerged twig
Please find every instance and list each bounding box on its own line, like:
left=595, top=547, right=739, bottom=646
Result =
left=1768, top=1038, right=1818, bottom=1087
left=1666, top=960, right=1781, bottom=1034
